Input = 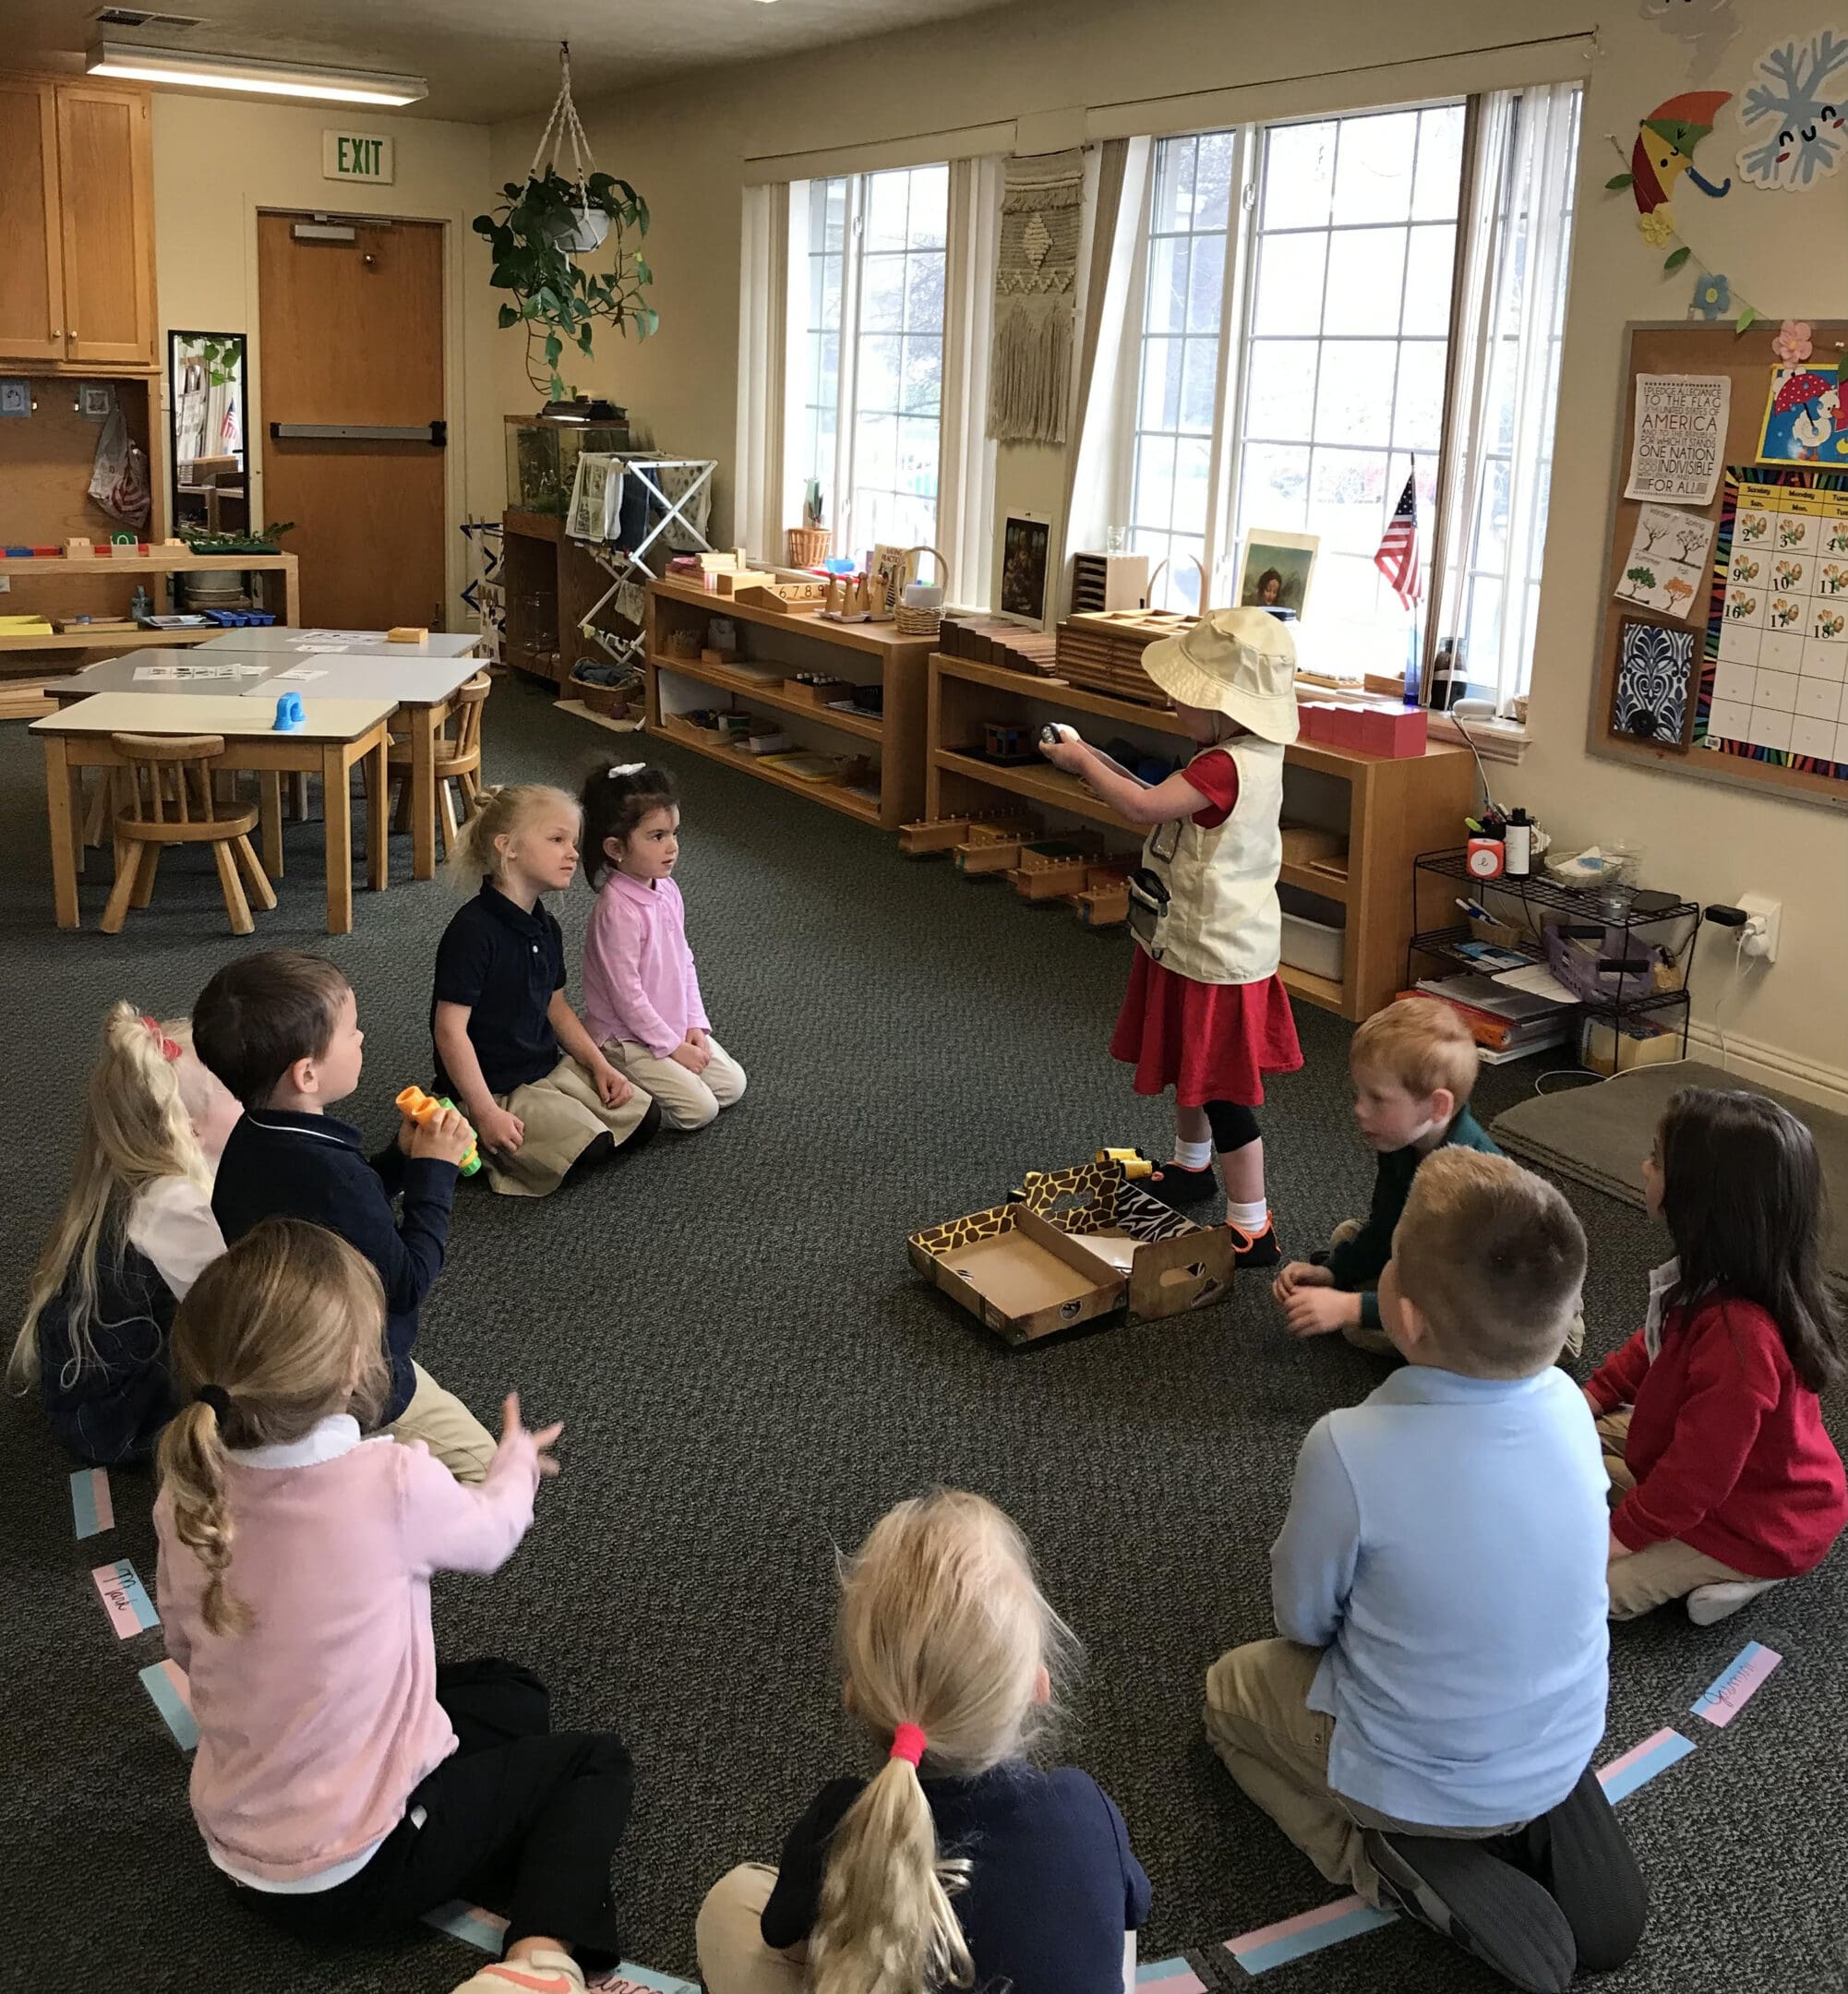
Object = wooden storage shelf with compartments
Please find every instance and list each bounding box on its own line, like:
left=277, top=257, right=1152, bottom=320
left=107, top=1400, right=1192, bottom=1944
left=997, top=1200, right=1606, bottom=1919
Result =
left=925, top=653, right=1475, bottom=1020
left=642, top=576, right=934, bottom=830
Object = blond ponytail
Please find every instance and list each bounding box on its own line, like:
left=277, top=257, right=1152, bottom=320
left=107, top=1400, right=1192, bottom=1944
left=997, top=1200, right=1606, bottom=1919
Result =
left=156, top=1218, right=390, bottom=1638
left=809, top=1491, right=1075, bottom=1994
left=447, top=782, right=581, bottom=888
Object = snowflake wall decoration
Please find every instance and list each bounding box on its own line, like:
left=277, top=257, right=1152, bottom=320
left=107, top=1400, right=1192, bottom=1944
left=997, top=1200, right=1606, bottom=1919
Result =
left=1736, top=30, right=1848, bottom=191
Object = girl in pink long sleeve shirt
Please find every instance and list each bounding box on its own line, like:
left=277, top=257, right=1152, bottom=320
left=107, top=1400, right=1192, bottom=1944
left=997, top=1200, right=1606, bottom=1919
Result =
left=153, top=1218, right=630, bottom=1994
left=580, top=763, right=749, bottom=1133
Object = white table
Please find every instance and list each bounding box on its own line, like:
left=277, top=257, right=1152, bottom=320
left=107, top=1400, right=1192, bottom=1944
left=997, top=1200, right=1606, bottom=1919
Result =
left=199, top=626, right=482, bottom=658
left=32, top=693, right=397, bottom=934
left=45, top=651, right=278, bottom=696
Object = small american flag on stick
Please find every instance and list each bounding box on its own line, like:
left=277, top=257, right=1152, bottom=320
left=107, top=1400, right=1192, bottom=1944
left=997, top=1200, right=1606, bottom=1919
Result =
left=1374, top=465, right=1422, bottom=610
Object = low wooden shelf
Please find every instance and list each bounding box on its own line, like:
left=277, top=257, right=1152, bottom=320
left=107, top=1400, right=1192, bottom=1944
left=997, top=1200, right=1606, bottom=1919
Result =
left=925, top=652, right=1474, bottom=1021
left=642, top=577, right=934, bottom=830
left=0, top=549, right=301, bottom=667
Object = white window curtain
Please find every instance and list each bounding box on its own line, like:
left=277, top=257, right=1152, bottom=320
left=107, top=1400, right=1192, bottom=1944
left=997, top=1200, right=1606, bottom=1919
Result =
left=1428, top=83, right=1580, bottom=713
left=735, top=182, right=788, bottom=562
left=937, top=154, right=1002, bottom=610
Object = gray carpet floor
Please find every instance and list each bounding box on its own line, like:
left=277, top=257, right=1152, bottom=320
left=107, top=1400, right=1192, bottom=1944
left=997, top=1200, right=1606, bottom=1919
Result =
left=5, top=678, right=1845, bottom=1992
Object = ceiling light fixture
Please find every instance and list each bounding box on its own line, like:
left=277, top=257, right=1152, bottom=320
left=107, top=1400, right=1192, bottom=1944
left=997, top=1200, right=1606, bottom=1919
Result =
left=86, top=41, right=428, bottom=105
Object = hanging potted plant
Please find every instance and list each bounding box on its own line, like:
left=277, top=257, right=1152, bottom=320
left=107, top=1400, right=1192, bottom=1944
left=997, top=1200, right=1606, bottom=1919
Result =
left=474, top=43, right=657, bottom=403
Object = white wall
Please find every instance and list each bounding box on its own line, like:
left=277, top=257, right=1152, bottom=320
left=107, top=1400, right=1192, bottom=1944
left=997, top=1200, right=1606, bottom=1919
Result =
left=150, top=92, right=500, bottom=618
left=481, top=0, right=1848, bottom=1101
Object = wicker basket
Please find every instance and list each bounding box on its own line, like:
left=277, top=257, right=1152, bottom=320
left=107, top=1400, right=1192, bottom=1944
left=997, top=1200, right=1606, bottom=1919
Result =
left=574, top=679, right=629, bottom=718
left=786, top=525, right=830, bottom=568
left=894, top=545, right=950, bottom=637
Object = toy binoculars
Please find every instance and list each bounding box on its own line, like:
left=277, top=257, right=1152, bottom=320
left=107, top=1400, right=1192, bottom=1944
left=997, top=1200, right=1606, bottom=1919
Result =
left=394, top=1087, right=482, bottom=1175
left=1096, top=1146, right=1155, bottom=1181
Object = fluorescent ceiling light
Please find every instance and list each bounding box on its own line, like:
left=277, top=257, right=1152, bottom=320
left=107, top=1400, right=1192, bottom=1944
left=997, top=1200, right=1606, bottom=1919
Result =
left=86, top=41, right=427, bottom=104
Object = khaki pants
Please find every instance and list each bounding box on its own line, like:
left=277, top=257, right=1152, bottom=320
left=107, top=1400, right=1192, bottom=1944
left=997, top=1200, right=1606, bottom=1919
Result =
left=695, top=1860, right=1138, bottom=1994
left=1597, top=1410, right=1752, bottom=1618
left=1326, top=1219, right=1586, bottom=1360
left=1204, top=1639, right=1522, bottom=1904
left=600, top=1035, right=746, bottom=1133
left=484, top=1054, right=657, bottom=1197
left=380, top=1360, right=495, bottom=1484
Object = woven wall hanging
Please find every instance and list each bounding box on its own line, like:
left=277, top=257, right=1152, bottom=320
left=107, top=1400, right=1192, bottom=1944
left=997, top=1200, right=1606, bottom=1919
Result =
left=987, top=148, right=1084, bottom=447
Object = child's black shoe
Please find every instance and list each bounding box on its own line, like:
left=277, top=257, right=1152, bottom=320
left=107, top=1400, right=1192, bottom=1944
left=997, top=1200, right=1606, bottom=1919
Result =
left=1362, top=1830, right=1576, bottom=1992
left=1230, top=1215, right=1281, bottom=1269
left=1146, top=1161, right=1218, bottom=1209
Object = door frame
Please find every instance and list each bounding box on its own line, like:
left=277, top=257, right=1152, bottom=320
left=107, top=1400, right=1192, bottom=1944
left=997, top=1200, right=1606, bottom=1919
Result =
left=246, top=205, right=467, bottom=624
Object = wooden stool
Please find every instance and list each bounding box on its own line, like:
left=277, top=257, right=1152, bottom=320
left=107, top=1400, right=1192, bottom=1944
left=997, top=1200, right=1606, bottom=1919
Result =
left=102, top=733, right=278, bottom=936
left=390, top=671, right=490, bottom=856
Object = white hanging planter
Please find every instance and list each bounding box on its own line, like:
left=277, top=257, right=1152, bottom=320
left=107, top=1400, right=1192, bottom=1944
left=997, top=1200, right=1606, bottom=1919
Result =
left=539, top=201, right=610, bottom=255
left=527, top=44, right=609, bottom=255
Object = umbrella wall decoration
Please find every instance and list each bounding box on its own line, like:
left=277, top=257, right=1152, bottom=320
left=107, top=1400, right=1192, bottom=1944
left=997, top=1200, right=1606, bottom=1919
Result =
left=1605, top=91, right=1753, bottom=318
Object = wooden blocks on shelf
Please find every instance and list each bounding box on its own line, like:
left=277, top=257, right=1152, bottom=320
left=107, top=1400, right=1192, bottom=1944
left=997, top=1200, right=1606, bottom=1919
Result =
left=1009, top=834, right=1107, bottom=901
left=1054, top=609, right=1193, bottom=705
left=954, top=814, right=1047, bottom=873
left=735, top=580, right=829, bottom=613
left=707, top=569, right=775, bottom=597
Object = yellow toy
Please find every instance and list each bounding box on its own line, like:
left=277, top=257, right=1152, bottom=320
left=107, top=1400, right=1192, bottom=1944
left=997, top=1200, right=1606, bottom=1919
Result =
left=394, top=1086, right=481, bottom=1175
left=1096, top=1146, right=1155, bottom=1181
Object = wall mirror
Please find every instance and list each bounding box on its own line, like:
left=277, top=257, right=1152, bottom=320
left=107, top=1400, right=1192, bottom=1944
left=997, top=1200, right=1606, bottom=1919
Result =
left=168, top=330, right=248, bottom=535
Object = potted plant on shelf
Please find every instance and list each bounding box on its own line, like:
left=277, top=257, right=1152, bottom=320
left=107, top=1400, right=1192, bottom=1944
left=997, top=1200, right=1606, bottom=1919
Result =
left=474, top=42, right=657, bottom=404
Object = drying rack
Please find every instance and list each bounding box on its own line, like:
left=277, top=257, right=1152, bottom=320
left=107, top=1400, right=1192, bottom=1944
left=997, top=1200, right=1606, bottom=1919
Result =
left=571, top=456, right=717, bottom=672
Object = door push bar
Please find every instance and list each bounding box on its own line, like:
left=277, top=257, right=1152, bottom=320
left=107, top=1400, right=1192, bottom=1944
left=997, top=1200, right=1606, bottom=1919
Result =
left=270, top=420, right=447, bottom=445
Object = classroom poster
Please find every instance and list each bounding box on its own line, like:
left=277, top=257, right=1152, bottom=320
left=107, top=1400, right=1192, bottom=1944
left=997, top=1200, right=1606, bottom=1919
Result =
left=1625, top=373, right=1731, bottom=503
left=1614, top=503, right=1717, bottom=619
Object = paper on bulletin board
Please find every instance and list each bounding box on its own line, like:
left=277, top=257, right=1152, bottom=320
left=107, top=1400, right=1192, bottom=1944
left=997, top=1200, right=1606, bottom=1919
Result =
left=1625, top=374, right=1731, bottom=504
left=1614, top=503, right=1717, bottom=619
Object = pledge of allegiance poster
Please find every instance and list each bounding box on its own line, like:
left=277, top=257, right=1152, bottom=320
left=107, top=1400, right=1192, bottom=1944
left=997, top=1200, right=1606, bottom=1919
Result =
left=1625, top=374, right=1730, bottom=506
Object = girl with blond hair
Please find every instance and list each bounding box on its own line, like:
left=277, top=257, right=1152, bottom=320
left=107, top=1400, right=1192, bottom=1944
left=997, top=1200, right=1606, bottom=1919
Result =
left=697, top=1490, right=1149, bottom=1994
left=431, top=782, right=658, bottom=1196
left=11, top=1002, right=233, bottom=1462
left=155, top=1218, right=632, bottom=1994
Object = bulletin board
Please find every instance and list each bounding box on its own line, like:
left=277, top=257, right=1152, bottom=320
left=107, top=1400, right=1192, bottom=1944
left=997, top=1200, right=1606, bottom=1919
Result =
left=1591, top=319, right=1848, bottom=815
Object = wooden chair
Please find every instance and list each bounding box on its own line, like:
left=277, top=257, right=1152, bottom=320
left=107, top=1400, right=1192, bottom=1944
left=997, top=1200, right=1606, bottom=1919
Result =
left=389, top=671, right=491, bottom=856
left=102, top=734, right=278, bottom=936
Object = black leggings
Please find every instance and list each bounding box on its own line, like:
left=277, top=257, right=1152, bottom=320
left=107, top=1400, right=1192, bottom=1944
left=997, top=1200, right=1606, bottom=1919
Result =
left=239, top=1659, right=631, bottom=1969
left=1205, top=1101, right=1261, bottom=1154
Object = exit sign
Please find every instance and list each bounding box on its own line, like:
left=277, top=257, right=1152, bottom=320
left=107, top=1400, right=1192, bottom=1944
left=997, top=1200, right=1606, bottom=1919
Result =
left=323, top=131, right=394, bottom=184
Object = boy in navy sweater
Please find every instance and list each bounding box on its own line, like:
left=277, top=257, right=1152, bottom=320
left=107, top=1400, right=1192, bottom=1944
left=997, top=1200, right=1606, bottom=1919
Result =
left=193, top=951, right=493, bottom=1482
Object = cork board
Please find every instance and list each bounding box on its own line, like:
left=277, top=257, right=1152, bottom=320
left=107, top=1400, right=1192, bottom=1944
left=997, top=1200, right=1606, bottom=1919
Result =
left=1592, top=320, right=1848, bottom=814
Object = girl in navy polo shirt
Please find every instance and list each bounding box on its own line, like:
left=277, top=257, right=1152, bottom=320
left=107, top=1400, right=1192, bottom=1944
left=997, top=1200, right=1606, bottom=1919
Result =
left=433, top=785, right=658, bottom=1196
left=696, top=1490, right=1150, bottom=1994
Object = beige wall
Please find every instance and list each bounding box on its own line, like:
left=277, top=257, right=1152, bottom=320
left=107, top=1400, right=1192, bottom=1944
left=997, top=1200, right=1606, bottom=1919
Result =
left=483, top=0, right=1848, bottom=1101
left=150, top=92, right=500, bottom=617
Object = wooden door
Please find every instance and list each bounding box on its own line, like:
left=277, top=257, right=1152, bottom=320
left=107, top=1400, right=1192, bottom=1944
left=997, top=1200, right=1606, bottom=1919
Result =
left=56, top=86, right=155, bottom=366
left=0, top=78, right=66, bottom=362
left=257, top=213, right=447, bottom=631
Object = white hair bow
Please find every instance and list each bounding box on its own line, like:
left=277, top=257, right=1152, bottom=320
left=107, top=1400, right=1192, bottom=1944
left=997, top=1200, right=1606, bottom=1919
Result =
left=608, top=763, right=645, bottom=778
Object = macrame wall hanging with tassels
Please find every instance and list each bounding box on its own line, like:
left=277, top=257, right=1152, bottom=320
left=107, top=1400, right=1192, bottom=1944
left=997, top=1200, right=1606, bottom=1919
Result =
left=987, top=148, right=1085, bottom=447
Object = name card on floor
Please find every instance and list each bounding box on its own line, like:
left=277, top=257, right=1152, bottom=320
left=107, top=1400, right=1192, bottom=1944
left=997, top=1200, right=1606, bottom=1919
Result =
left=1223, top=1895, right=1398, bottom=1975
left=91, top=1558, right=158, bottom=1637
left=70, top=1467, right=114, bottom=1539
left=424, top=1903, right=698, bottom=1991
left=1596, top=1726, right=1696, bottom=1803
left=1691, top=1641, right=1782, bottom=1728
left=139, top=1659, right=198, bottom=1751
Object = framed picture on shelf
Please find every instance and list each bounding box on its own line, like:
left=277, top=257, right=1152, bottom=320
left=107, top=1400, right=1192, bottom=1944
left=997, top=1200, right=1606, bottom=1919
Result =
left=993, top=511, right=1051, bottom=626
left=1233, top=528, right=1319, bottom=617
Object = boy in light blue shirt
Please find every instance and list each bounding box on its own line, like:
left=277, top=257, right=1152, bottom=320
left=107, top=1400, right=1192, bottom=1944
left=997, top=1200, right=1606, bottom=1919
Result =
left=1206, top=1150, right=1646, bottom=1991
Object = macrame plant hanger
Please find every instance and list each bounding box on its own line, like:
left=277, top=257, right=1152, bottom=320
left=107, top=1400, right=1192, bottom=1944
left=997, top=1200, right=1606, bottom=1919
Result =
left=528, top=42, right=607, bottom=251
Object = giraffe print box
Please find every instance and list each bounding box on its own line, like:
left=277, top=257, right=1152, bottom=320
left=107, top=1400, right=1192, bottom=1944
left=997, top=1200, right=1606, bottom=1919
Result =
left=907, top=1159, right=1234, bottom=1344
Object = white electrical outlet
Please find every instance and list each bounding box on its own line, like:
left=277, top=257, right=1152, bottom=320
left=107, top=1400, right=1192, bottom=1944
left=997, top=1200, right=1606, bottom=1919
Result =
left=1737, top=891, right=1782, bottom=966
left=0, top=575, right=9, bottom=593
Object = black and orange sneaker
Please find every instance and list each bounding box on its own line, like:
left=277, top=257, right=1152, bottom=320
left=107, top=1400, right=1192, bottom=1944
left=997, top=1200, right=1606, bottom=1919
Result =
left=1229, top=1215, right=1282, bottom=1269
left=1146, top=1161, right=1218, bottom=1209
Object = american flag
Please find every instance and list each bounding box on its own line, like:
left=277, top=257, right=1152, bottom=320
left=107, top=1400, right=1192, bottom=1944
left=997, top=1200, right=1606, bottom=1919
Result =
left=1374, top=469, right=1422, bottom=610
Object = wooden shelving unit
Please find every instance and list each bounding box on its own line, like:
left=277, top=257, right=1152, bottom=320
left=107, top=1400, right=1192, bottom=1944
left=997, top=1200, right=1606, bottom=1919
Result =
left=925, top=652, right=1475, bottom=1020
left=499, top=509, right=610, bottom=687
left=642, top=576, right=935, bottom=830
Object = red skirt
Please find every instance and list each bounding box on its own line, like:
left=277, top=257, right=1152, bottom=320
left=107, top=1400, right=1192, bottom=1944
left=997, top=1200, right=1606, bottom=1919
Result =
left=1110, top=951, right=1302, bottom=1107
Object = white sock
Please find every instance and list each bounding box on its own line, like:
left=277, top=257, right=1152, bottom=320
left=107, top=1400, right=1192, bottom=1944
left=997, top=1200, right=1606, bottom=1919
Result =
left=1225, top=1197, right=1269, bottom=1232
left=1173, top=1138, right=1213, bottom=1171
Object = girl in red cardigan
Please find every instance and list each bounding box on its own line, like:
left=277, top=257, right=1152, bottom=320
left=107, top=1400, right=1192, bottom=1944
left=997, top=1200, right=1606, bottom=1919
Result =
left=1585, top=1088, right=1846, bottom=1625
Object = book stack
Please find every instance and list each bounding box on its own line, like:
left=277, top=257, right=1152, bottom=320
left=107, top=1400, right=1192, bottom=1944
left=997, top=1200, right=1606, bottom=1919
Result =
left=1402, top=970, right=1579, bottom=1065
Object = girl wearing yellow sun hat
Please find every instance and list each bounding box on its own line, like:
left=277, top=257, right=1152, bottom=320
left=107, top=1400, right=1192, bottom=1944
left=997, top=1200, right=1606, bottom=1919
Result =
left=1040, top=607, right=1302, bottom=1268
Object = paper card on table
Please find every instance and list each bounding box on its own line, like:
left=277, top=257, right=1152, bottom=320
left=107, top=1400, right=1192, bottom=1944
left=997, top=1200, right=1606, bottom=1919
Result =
left=1626, top=374, right=1730, bottom=504
left=1596, top=1726, right=1695, bottom=1804
left=139, top=1658, right=198, bottom=1751
left=1223, top=1894, right=1397, bottom=1975
left=91, top=1557, right=159, bottom=1637
left=1615, top=505, right=1717, bottom=620
left=273, top=668, right=327, bottom=681
left=1691, top=1640, right=1782, bottom=1727
left=69, top=1465, right=114, bottom=1539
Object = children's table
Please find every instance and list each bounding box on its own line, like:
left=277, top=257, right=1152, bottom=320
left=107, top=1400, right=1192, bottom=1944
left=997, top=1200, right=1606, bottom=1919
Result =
left=31, top=692, right=397, bottom=934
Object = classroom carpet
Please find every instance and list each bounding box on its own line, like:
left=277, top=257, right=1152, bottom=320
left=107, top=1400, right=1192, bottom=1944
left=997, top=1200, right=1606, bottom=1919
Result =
left=4, top=675, right=1844, bottom=1994
left=1493, top=1062, right=1848, bottom=1280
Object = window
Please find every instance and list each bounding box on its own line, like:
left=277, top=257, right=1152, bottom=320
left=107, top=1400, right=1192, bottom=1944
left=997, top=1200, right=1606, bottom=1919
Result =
left=1109, top=88, right=1578, bottom=707
left=786, top=164, right=949, bottom=556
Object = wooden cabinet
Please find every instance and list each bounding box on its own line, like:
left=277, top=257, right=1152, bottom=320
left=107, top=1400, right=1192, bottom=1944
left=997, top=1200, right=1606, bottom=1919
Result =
left=0, top=74, right=156, bottom=371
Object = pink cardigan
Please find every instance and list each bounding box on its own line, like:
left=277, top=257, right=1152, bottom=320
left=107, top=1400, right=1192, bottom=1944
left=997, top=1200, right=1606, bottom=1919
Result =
left=582, top=869, right=709, bottom=1060
left=154, top=1417, right=539, bottom=1883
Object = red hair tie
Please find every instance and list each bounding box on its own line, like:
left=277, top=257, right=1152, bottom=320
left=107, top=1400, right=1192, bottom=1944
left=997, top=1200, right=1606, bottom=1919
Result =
left=889, top=1723, right=927, bottom=1767
left=140, top=1015, right=181, bottom=1061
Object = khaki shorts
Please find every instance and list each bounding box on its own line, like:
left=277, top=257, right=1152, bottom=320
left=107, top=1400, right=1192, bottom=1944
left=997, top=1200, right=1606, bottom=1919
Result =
left=483, top=1054, right=657, bottom=1197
